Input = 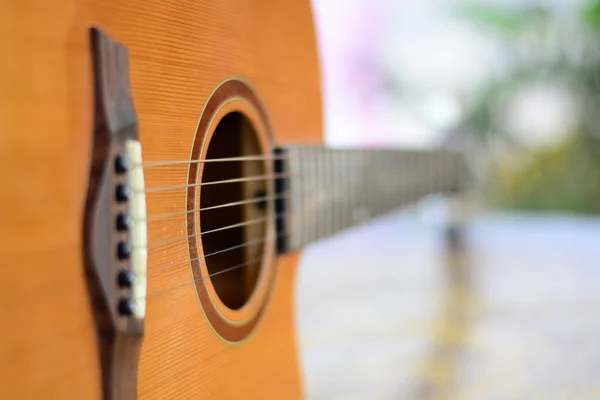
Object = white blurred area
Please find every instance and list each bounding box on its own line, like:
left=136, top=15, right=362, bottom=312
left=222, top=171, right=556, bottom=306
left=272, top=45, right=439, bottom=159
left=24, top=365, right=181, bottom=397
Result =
left=311, top=0, right=584, bottom=150
left=298, top=1, right=600, bottom=399
left=504, top=83, right=579, bottom=148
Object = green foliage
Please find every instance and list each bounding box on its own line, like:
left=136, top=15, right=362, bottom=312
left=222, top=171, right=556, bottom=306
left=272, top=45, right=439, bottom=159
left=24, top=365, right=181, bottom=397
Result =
left=454, top=0, right=600, bottom=214
left=583, top=0, right=600, bottom=31
left=451, top=3, right=548, bottom=37
left=489, top=135, right=600, bottom=213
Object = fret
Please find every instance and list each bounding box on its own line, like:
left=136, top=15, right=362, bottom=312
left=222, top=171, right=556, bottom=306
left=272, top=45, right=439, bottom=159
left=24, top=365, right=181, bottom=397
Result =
left=396, top=151, right=405, bottom=207
left=414, top=151, right=424, bottom=200
left=315, top=146, right=324, bottom=242
left=379, top=152, right=387, bottom=213
left=337, top=150, right=345, bottom=232
left=430, top=151, right=438, bottom=195
left=453, top=152, right=467, bottom=194
left=385, top=153, right=392, bottom=212
left=396, top=153, right=404, bottom=207
left=298, top=146, right=307, bottom=247
left=345, top=150, right=353, bottom=228
left=288, top=147, right=301, bottom=250
left=364, top=150, right=369, bottom=219
left=394, top=154, right=402, bottom=206
left=343, top=150, right=351, bottom=229
left=380, top=151, right=387, bottom=214
left=344, top=150, right=356, bottom=227
left=400, top=151, right=412, bottom=206
left=385, top=152, right=392, bottom=212
left=417, top=151, right=426, bottom=199
left=371, top=150, right=379, bottom=216
left=369, top=150, right=378, bottom=217
left=314, top=147, right=323, bottom=241
left=442, top=151, right=451, bottom=193
left=295, top=147, right=303, bottom=247
left=337, top=150, right=345, bottom=233
left=436, top=152, right=442, bottom=193
left=444, top=151, right=453, bottom=193
left=307, top=146, right=316, bottom=245
left=441, top=151, right=448, bottom=193
left=375, top=151, right=384, bottom=216
left=376, top=151, right=384, bottom=215
left=392, top=152, right=401, bottom=209
left=327, top=150, right=334, bottom=237
left=310, top=146, right=317, bottom=243
left=338, top=151, right=350, bottom=229
left=313, top=147, right=321, bottom=242
left=420, top=151, right=430, bottom=199
left=302, top=146, right=310, bottom=247
left=324, top=148, right=332, bottom=238
left=352, top=151, right=358, bottom=224
left=324, top=149, right=333, bottom=239
left=355, top=150, right=364, bottom=224
left=331, top=150, right=338, bottom=234
left=441, top=150, right=451, bottom=193
left=317, top=148, right=326, bottom=240
left=326, top=148, right=332, bottom=236
left=418, top=151, right=425, bottom=198
left=371, top=151, right=379, bottom=216
left=308, top=146, right=316, bottom=245
left=345, top=150, right=353, bottom=229
left=386, top=152, right=395, bottom=211
left=362, top=150, right=368, bottom=221
left=409, top=151, right=421, bottom=203
left=429, top=151, right=437, bottom=195
left=332, top=150, right=339, bottom=236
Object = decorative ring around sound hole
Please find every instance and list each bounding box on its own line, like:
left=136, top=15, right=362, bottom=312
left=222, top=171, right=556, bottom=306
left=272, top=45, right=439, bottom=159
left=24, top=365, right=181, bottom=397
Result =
left=186, top=79, right=277, bottom=343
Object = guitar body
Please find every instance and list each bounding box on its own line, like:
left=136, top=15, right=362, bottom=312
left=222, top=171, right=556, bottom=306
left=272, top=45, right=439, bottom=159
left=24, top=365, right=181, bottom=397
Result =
left=0, top=1, right=321, bottom=399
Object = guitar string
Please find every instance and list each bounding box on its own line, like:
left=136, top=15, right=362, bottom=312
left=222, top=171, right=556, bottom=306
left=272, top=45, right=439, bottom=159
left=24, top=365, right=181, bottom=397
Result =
left=138, top=156, right=303, bottom=247
left=135, top=151, right=453, bottom=193
left=139, top=186, right=455, bottom=301
left=138, top=190, right=448, bottom=301
left=142, top=183, right=438, bottom=278
left=137, top=151, right=461, bottom=168
left=139, top=155, right=398, bottom=246
left=137, top=154, right=453, bottom=196
left=142, top=213, right=283, bottom=249
left=147, top=232, right=286, bottom=277
left=138, top=154, right=289, bottom=168
left=139, top=159, right=443, bottom=204
left=139, top=173, right=387, bottom=272
left=138, top=172, right=291, bottom=194
left=130, top=166, right=458, bottom=300
left=139, top=171, right=453, bottom=248
left=132, top=152, right=455, bottom=270
left=143, top=193, right=288, bottom=222
left=140, top=178, right=426, bottom=249
left=144, top=256, right=265, bottom=300
left=141, top=190, right=448, bottom=300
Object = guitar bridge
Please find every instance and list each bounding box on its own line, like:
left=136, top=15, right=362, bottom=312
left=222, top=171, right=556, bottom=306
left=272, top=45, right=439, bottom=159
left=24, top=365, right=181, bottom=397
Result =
left=83, top=27, right=146, bottom=400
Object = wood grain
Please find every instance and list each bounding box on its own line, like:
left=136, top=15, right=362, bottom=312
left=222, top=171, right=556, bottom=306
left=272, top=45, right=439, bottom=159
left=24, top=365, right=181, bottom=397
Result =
left=0, top=0, right=322, bottom=398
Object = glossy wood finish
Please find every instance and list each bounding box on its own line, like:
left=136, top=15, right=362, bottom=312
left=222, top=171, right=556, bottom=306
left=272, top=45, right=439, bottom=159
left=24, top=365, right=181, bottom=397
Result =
left=0, top=0, right=321, bottom=398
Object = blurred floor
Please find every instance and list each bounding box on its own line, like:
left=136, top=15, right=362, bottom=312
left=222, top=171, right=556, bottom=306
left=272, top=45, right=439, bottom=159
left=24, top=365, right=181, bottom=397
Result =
left=296, top=210, right=600, bottom=400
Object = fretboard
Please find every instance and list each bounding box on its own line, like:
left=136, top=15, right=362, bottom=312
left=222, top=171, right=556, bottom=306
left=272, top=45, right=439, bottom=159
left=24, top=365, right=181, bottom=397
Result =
left=276, top=146, right=468, bottom=252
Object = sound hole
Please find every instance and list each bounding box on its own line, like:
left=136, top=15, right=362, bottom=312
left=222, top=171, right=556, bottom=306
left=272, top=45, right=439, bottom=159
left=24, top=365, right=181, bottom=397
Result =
left=200, top=112, right=267, bottom=310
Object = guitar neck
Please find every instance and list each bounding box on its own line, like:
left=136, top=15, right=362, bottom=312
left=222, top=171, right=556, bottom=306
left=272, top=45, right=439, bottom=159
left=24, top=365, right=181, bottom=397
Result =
left=276, top=146, right=469, bottom=252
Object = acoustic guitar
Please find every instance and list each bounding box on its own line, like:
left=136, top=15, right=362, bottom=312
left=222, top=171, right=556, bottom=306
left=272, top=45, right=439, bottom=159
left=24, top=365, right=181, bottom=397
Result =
left=0, top=1, right=467, bottom=399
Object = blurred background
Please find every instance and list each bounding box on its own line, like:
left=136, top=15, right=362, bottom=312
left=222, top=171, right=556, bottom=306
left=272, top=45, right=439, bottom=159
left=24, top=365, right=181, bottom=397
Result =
left=296, top=0, right=600, bottom=398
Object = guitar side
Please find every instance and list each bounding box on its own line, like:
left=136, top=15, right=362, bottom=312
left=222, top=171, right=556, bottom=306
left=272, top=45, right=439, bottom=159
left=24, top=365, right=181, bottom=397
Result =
left=0, top=0, right=322, bottom=399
